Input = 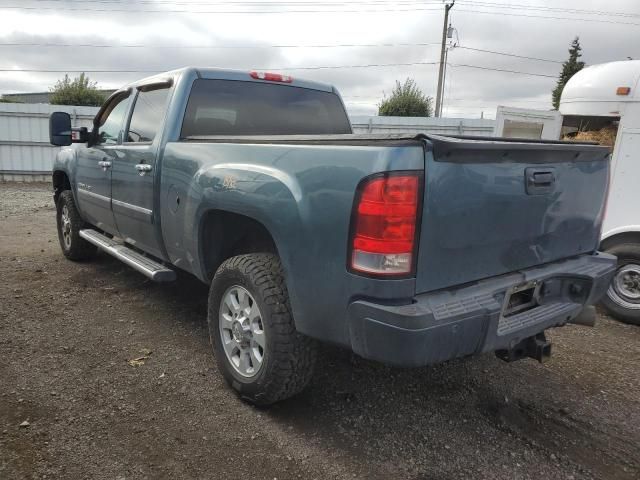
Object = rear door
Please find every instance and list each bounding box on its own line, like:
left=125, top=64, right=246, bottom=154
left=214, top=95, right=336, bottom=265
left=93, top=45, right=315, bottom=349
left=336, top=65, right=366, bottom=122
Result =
left=415, top=136, right=611, bottom=293
left=110, top=84, right=172, bottom=259
left=74, top=93, right=131, bottom=235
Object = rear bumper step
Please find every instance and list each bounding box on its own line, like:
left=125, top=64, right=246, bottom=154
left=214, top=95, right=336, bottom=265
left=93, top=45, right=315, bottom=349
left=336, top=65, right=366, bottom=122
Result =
left=79, top=229, right=176, bottom=282
left=347, top=253, right=616, bottom=367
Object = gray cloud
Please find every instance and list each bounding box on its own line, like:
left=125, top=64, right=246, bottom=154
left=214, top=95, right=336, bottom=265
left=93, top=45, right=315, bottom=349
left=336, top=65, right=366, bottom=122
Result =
left=1, top=0, right=639, bottom=118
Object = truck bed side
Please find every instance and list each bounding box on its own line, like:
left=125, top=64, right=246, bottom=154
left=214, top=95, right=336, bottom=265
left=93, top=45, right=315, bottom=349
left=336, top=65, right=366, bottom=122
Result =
left=160, top=138, right=424, bottom=345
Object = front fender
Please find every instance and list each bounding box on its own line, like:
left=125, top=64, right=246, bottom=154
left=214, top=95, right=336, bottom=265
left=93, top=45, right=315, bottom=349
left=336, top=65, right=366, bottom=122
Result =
left=52, top=146, right=78, bottom=201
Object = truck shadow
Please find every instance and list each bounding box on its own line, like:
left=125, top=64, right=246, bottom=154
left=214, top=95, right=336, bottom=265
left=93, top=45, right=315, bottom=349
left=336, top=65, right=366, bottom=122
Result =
left=84, top=253, right=638, bottom=480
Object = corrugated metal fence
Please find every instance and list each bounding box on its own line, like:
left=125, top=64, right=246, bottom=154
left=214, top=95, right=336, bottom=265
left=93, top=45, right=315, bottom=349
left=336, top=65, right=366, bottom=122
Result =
left=0, top=103, right=98, bottom=181
left=350, top=115, right=495, bottom=136
left=0, top=106, right=496, bottom=181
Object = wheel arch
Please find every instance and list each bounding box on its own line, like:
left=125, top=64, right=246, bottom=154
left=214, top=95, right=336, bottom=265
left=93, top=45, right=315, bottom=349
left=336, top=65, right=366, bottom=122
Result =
left=52, top=169, right=72, bottom=203
left=601, top=229, right=640, bottom=251
left=198, top=209, right=280, bottom=283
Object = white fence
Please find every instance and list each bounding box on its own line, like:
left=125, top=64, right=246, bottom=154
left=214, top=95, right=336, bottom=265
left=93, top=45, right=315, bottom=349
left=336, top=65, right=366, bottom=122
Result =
left=0, top=103, right=98, bottom=181
left=350, top=115, right=495, bottom=136
left=0, top=106, right=496, bottom=181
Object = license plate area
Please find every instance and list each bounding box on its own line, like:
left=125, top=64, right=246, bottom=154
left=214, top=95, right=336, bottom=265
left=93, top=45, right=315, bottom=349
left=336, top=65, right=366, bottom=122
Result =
left=502, top=280, right=540, bottom=317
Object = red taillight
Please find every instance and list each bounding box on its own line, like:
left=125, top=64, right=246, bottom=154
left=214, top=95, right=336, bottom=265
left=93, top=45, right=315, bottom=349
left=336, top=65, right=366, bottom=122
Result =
left=249, top=71, right=293, bottom=83
left=350, top=173, right=421, bottom=276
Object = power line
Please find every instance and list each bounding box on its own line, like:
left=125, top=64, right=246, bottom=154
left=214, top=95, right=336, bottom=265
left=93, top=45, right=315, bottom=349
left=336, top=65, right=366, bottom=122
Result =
left=2, top=2, right=637, bottom=26
left=19, top=0, right=438, bottom=4
left=456, top=8, right=640, bottom=27
left=0, top=40, right=564, bottom=67
left=456, top=46, right=562, bottom=64
left=15, top=0, right=640, bottom=19
left=0, top=62, right=556, bottom=78
left=20, top=0, right=443, bottom=5
left=0, top=4, right=444, bottom=14
left=0, top=62, right=438, bottom=73
left=3, top=0, right=638, bottom=26
left=0, top=41, right=442, bottom=49
left=23, top=0, right=640, bottom=18
left=460, top=1, right=640, bottom=19
left=448, top=63, right=556, bottom=78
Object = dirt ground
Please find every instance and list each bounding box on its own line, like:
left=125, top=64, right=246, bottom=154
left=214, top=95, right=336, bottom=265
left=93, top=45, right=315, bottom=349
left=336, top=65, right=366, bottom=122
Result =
left=1, top=182, right=639, bottom=480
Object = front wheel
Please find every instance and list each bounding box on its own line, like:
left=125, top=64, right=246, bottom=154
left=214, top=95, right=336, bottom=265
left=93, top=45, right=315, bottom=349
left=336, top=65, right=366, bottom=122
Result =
left=208, top=253, right=317, bottom=405
left=600, top=243, right=640, bottom=326
left=56, top=190, right=97, bottom=261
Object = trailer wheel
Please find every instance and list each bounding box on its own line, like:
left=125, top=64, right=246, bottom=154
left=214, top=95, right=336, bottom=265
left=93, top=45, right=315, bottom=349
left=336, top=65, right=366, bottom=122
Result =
left=600, top=243, right=640, bottom=326
left=208, top=253, right=317, bottom=405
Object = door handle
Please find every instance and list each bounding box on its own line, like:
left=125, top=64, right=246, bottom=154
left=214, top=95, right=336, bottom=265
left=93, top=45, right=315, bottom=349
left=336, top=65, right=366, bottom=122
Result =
left=135, top=163, right=153, bottom=176
left=98, top=160, right=112, bottom=171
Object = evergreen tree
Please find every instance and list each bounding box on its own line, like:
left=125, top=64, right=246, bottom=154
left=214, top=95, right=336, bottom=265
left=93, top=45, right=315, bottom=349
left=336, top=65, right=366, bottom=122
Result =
left=552, top=37, right=585, bottom=110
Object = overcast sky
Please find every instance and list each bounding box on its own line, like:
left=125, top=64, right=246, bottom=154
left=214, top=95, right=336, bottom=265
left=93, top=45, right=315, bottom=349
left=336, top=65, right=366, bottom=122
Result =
left=1, top=0, right=639, bottom=118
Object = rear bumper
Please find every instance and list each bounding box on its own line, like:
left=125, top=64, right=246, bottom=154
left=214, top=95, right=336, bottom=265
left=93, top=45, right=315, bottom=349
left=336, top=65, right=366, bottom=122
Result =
left=347, top=253, right=616, bottom=367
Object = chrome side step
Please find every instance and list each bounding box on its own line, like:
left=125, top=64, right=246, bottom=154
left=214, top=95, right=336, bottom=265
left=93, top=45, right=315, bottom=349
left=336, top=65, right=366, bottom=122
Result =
left=79, top=229, right=176, bottom=282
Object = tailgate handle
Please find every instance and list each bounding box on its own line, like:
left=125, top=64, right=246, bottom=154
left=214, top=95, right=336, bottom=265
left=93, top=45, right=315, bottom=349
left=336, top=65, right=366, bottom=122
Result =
left=526, top=168, right=555, bottom=195
left=531, top=172, right=554, bottom=185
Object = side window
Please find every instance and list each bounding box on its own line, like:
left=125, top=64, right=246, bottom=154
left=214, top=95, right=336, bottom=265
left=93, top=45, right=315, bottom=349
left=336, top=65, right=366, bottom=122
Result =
left=126, top=88, right=170, bottom=143
left=98, top=97, right=129, bottom=145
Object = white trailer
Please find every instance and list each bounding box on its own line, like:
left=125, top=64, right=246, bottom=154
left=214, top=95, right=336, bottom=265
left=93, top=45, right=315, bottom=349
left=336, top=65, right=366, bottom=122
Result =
left=493, top=105, right=562, bottom=140
left=560, top=60, right=640, bottom=324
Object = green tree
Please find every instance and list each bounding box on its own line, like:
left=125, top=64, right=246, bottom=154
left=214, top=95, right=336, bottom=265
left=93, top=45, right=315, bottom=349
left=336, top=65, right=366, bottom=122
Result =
left=0, top=95, right=22, bottom=103
left=49, top=73, right=106, bottom=106
left=552, top=37, right=585, bottom=110
left=378, top=78, right=433, bottom=117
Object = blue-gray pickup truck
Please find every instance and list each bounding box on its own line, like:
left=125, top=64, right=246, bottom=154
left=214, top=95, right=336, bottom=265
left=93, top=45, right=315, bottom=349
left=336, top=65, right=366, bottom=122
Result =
left=49, top=67, right=616, bottom=404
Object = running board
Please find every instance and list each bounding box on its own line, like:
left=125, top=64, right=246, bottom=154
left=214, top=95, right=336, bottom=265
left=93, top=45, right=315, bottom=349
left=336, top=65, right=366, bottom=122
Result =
left=79, top=229, right=176, bottom=282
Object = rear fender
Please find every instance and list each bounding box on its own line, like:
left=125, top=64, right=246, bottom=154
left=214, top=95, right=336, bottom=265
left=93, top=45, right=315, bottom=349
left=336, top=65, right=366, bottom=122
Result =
left=187, top=163, right=306, bottom=318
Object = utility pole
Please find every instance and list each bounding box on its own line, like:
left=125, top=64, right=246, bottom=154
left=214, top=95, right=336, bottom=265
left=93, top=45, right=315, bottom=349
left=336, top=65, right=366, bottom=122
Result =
left=435, top=0, right=454, bottom=118
left=440, top=40, right=450, bottom=116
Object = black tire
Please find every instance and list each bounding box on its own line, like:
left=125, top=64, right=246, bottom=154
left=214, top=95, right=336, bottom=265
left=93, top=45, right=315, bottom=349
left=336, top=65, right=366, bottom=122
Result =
left=208, top=253, right=317, bottom=405
left=55, top=190, right=98, bottom=261
left=600, top=243, right=640, bottom=326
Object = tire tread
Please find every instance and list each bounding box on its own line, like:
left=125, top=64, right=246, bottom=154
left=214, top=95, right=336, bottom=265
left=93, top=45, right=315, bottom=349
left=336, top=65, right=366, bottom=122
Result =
left=600, top=243, right=640, bottom=326
left=209, top=253, right=317, bottom=404
left=56, top=190, right=97, bottom=261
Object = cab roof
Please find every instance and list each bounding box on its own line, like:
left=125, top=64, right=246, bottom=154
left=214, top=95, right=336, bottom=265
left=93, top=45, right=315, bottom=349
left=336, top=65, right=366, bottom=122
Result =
left=121, top=66, right=337, bottom=94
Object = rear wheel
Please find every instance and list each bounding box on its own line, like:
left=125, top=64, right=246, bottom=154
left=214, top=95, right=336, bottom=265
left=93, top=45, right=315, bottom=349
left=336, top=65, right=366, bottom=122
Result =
left=56, top=190, right=97, bottom=261
left=208, top=253, right=317, bottom=405
left=600, top=243, right=640, bottom=325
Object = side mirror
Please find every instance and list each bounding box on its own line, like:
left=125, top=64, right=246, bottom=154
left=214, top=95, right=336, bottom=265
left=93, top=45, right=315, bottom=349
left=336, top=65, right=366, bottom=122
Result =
left=49, top=112, right=72, bottom=146
left=49, top=112, right=89, bottom=146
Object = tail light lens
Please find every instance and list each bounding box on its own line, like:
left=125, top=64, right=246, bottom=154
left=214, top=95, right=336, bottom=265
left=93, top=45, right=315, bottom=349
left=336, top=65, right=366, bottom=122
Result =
left=349, top=173, right=421, bottom=276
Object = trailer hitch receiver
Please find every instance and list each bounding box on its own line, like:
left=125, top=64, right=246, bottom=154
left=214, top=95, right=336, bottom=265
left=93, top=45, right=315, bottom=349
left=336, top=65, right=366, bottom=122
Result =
left=495, top=332, right=551, bottom=364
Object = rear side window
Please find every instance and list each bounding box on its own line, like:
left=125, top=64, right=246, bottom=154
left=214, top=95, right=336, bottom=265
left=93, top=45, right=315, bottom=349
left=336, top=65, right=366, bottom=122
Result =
left=181, top=79, right=351, bottom=137
left=126, top=88, right=170, bottom=143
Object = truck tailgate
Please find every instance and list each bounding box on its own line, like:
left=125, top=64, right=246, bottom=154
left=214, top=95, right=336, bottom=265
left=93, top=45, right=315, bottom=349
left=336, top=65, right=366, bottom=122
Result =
left=415, top=135, right=611, bottom=293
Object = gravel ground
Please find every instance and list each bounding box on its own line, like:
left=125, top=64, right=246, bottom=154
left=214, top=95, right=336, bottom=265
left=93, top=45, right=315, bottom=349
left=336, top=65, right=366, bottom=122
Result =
left=1, top=182, right=639, bottom=480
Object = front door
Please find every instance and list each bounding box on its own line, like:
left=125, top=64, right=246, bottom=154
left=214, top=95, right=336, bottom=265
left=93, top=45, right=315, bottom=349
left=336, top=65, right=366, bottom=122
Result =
left=74, top=94, right=131, bottom=235
left=111, top=85, right=172, bottom=259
